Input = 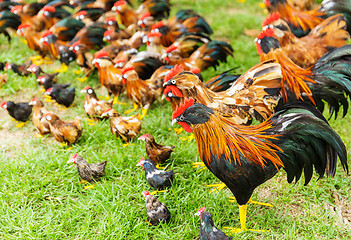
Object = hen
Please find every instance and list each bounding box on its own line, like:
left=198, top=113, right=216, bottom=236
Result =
left=1, top=101, right=32, bottom=127
left=81, top=86, right=113, bottom=120
left=101, top=108, right=141, bottom=142
left=41, top=113, right=82, bottom=145
left=172, top=98, right=348, bottom=232
left=29, top=98, right=51, bottom=136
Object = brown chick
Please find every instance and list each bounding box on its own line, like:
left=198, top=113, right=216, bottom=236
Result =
left=41, top=113, right=82, bottom=145
left=138, top=133, right=175, bottom=165
left=29, top=98, right=51, bottom=136
left=67, top=154, right=107, bottom=182
left=81, top=86, right=113, bottom=120
left=143, top=191, right=171, bottom=225
left=101, top=108, right=141, bottom=142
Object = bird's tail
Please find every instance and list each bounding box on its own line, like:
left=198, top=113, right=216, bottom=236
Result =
left=205, top=68, right=240, bottom=92
left=190, top=40, right=233, bottom=71
left=310, top=44, right=351, bottom=118
left=181, top=16, right=213, bottom=36
left=321, top=0, right=351, bottom=33
left=272, top=102, right=348, bottom=185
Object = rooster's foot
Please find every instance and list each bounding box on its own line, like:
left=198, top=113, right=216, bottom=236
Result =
left=16, top=122, right=27, bottom=128
left=192, top=162, right=207, bottom=172
left=228, top=197, right=273, bottom=207
left=149, top=190, right=166, bottom=195
left=84, top=184, right=96, bottom=190
left=80, top=179, right=89, bottom=184
left=124, top=108, right=134, bottom=114
left=206, top=183, right=227, bottom=193
left=155, top=164, right=164, bottom=169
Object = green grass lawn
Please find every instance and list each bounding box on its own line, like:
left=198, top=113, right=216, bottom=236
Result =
left=0, top=0, right=350, bottom=239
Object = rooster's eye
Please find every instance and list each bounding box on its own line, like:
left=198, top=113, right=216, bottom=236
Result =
left=179, top=116, right=184, bottom=121
left=171, top=80, right=176, bottom=84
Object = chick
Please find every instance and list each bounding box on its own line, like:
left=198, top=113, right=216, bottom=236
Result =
left=143, top=191, right=171, bottom=225
left=67, top=154, right=107, bottom=183
left=137, top=157, right=174, bottom=190
left=41, top=113, right=82, bottom=144
left=138, top=133, right=175, bottom=166
left=195, top=207, right=233, bottom=240
left=101, top=108, right=141, bottom=142
left=28, top=98, right=51, bottom=135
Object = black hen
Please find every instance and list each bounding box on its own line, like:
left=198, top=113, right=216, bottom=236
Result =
left=137, top=157, right=174, bottom=190
left=45, top=84, right=76, bottom=107
left=196, top=207, right=233, bottom=240
left=68, top=154, right=107, bottom=183
left=1, top=101, right=32, bottom=122
left=172, top=98, right=348, bottom=231
left=143, top=191, right=171, bottom=225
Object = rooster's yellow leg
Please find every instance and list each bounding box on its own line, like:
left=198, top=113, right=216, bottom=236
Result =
left=155, top=163, right=164, bottom=169
left=36, top=134, right=44, bottom=138
left=16, top=122, right=26, bottom=128
left=140, top=108, right=148, bottom=119
left=80, top=179, right=89, bottom=184
left=228, top=197, right=274, bottom=207
left=206, top=182, right=227, bottom=192
left=84, top=184, right=96, bottom=190
left=224, top=204, right=268, bottom=233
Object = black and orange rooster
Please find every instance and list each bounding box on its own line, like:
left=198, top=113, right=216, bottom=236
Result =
left=172, top=97, right=348, bottom=232
left=256, top=28, right=351, bottom=118
left=262, top=12, right=349, bottom=68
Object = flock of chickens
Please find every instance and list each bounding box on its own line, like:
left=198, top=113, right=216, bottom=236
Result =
left=1, top=0, right=351, bottom=238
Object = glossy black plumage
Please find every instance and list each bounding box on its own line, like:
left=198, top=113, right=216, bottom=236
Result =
left=173, top=101, right=348, bottom=206
left=1, top=101, right=32, bottom=122
left=47, top=84, right=76, bottom=107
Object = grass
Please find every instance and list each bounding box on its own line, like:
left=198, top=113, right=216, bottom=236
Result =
left=0, top=0, right=350, bottom=239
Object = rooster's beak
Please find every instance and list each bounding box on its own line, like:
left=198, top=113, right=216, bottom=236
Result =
left=171, top=119, right=177, bottom=125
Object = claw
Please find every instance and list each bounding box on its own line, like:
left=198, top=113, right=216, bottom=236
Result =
left=84, top=184, right=96, bottom=190
left=206, top=183, right=227, bottom=193
left=80, top=179, right=89, bottom=184
left=155, top=164, right=164, bottom=169
left=36, top=134, right=44, bottom=138
left=60, top=142, right=67, bottom=148
left=149, top=190, right=166, bottom=195
left=122, top=142, right=134, bottom=147
left=16, top=122, right=26, bottom=128
left=124, top=108, right=134, bottom=114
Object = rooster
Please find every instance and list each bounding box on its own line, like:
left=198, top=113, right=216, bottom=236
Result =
left=163, top=63, right=282, bottom=125
left=256, top=28, right=351, bottom=118
left=16, top=23, right=48, bottom=57
left=1, top=101, right=32, bottom=127
left=265, top=0, right=351, bottom=37
left=262, top=12, right=349, bottom=68
left=138, top=133, right=175, bottom=165
left=112, top=0, right=138, bottom=27
left=29, top=98, right=51, bottom=136
left=45, top=85, right=76, bottom=108
left=163, top=40, right=233, bottom=71
left=92, top=51, right=124, bottom=101
left=101, top=108, right=141, bottom=142
left=172, top=98, right=348, bottom=232
left=81, top=86, right=113, bottom=119
left=41, top=112, right=82, bottom=145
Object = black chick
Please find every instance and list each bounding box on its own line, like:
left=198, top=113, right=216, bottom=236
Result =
left=68, top=154, right=107, bottom=183
left=137, top=157, right=174, bottom=190
left=143, top=191, right=171, bottom=225
left=45, top=84, right=76, bottom=107
left=1, top=101, right=32, bottom=122
left=196, top=207, right=233, bottom=240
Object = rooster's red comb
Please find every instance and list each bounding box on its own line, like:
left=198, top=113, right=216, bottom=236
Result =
left=11, top=5, right=23, bottom=13
left=163, top=65, right=184, bottom=83
left=82, top=86, right=91, bottom=90
left=105, top=17, right=116, bottom=23
left=71, top=41, right=81, bottom=48
left=165, top=45, right=177, bottom=53
left=104, top=29, right=114, bottom=37
left=77, top=10, right=87, bottom=16
left=122, top=67, right=134, bottom=75
left=147, top=32, right=162, bottom=38
left=262, top=12, right=281, bottom=26
left=257, top=28, right=275, bottom=40
left=43, top=6, right=55, bottom=12
left=18, top=23, right=31, bottom=30
left=1, top=101, right=7, bottom=108
left=152, top=21, right=164, bottom=30
left=114, top=0, right=127, bottom=7
left=103, top=108, right=113, bottom=114
left=30, top=97, right=38, bottom=101
left=172, top=98, right=195, bottom=120
left=140, top=12, right=151, bottom=21
left=41, top=30, right=53, bottom=38
left=94, top=51, right=109, bottom=59
left=142, top=191, right=150, bottom=197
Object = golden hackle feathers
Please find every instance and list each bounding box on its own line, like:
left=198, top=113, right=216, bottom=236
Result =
left=193, top=111, right=284, bottom=169
left=260, top=50, right=315, bottom=103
